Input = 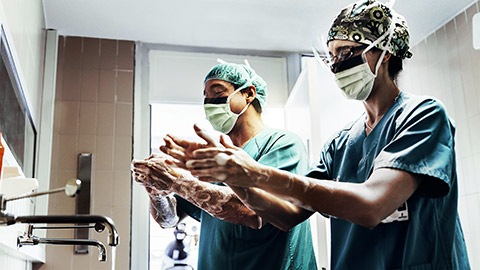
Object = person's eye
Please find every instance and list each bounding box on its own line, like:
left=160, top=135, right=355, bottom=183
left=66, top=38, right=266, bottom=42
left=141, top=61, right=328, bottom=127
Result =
left=339, top=49, right=351, bottom=57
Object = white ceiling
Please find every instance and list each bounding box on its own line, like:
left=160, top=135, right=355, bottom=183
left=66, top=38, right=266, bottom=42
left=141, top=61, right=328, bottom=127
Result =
left=43, top=0, right=478, bottom=53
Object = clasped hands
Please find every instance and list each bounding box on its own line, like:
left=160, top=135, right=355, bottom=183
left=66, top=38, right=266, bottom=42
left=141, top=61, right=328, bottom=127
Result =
left=131, top=124, right=263, bottom=193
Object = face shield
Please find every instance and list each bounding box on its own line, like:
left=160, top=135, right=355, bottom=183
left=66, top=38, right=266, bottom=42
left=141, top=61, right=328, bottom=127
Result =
left=312, top=37, right=370, bottom=74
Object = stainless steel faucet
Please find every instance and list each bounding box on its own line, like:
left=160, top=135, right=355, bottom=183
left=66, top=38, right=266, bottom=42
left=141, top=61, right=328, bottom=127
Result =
left=13, top=214, right=119, bottom=246
left=1, top=179, right=120, bottom=263
left=18, top=234, right=107, bottom=261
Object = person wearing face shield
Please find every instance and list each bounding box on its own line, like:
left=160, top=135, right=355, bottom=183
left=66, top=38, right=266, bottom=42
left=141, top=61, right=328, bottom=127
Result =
left=132, top=62, right=317, bottom=270
left=176, top=0, right=471, bottom=269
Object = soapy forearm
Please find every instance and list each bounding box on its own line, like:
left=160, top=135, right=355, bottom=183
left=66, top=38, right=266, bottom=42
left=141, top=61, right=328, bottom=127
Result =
left=149, top=193, right=180, bottom=228
left=134, top=153, right=262, bottom=229
left=170, top=177, right=262, bottom=229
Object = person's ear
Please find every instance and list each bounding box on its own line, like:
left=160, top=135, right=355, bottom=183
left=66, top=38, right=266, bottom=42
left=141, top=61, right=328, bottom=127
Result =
left=246, top=86, right=256, bottom=103
left=382, top=52, right=391, bottom=64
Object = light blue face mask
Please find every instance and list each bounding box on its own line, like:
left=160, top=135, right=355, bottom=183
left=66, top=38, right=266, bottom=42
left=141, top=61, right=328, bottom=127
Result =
left=204, top=84, right=251, bottom=134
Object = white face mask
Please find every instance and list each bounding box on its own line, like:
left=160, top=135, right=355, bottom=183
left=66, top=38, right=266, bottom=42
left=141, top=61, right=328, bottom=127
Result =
left=333, top=59, right=376, bottom=100
left=332, top=18, right=394, bottom=101
left=333, top=48, right=387, bottom=101
left=204, top=87, right=250, bottom=134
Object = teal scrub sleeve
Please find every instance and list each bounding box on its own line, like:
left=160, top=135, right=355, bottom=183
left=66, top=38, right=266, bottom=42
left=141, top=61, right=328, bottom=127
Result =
left=256, top=132, right=309, bottom=175
left=306, top=135, right=338, bottom=180
left=174, top=194, right=202, bottom=222
left=306, top=120, right=355, bottom=181
left=374, top=99, right=454, bottom=198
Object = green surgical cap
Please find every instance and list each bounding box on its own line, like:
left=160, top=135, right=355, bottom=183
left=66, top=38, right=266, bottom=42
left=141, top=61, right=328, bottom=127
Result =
left=204, top=62, right=268, bottom=108
left=328, top=0, right=413, bottom=59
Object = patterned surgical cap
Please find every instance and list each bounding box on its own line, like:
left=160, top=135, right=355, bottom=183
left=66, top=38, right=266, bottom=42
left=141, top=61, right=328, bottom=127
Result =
left=327, top=0, right=413, bottom=59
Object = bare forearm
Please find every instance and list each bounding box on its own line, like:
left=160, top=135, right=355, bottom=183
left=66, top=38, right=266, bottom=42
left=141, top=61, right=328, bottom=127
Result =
left=171, top=177, right=262, bottom=229
left=229, top=185, right=313, bottom=231
left=254, top=166, right=419, bottom=228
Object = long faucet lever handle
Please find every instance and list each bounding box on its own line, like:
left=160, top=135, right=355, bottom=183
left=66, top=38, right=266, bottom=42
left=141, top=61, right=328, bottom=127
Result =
left=5, top=179, right=81, bottom=202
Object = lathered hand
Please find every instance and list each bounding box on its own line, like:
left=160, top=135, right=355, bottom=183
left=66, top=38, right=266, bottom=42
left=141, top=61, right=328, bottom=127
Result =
left=131, top=153, right=189, bottom=193
left=159, top=124, right=222, bottom=168
left=187, top=135, right=269, bottom=188
left=132, top=151, right=262, bottom=229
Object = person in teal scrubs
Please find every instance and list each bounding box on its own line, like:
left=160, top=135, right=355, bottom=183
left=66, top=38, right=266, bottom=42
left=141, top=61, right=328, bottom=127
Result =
left=177, top=127, right=316, bottom=269
left=132, top=62, right=317, bottom=269
left=181, top=1, right=470, bottom=269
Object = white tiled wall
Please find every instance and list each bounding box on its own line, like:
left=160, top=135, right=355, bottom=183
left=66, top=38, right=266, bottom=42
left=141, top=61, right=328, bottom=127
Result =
left=0, top=0, right=46, bottom=269
left=0, top=0, right=46, bottom=121
left=0, top=253, right=31, bottom=270
left=400, top=1, right=480, bottom=268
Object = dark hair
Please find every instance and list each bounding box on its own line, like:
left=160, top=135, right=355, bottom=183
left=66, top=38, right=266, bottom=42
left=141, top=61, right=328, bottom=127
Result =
left=232, top=83, right=263, bottom=114
left=387, top=55, right=403, bottom=83
left=369, top=47, right=403, bottom=82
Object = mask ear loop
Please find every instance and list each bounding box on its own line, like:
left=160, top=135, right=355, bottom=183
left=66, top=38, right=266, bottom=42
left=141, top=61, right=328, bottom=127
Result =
left=215, top=58, right=255, bottom=113
left=362, top=13, right=398, bottom=76
left=226, top=86, right=251, bottom=117
left=240, top=59, right=258, bottom=104
left=228, top=61, right=256, bottom=115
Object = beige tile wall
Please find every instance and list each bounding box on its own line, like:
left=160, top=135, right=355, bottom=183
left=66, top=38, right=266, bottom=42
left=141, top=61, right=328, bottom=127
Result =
left=399, top=2, right=480, bottom=268
left=39, top=36, right=134, bottom=270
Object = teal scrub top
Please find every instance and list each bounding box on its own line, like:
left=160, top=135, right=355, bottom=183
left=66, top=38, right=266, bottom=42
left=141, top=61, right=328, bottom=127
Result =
left=307, top=92, right=470, bottom=270
left=177, top=127, right=318, bottom=270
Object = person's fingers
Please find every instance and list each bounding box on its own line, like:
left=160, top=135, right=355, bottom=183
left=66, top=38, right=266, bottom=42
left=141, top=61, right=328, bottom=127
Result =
left=132, top=171, right=141, bottom=181
left=132, top=171, right=147, bottom=183
left=146, top=169, right=171, bottom=190
left=161, top=146, right=186, bottom=162
left=132, top=159, right=147, bottom=166
left=194, top=124, right=219, bottom=146
left=145, top=153, right=162, bottom=160
left=185, top=158, right=218, bottom=169
left=192, top=147, right=224, bottom=159
left=147, top=160, right=169, bottom=172
left=132, top=164, right=149, bottom=175
left=163, top=136, right=173, bottom=148
left=159, top=145, right=169, bottom=155
left=167, top=134, right=190, bottom=149
left=165, top=158, right=187, bottom=169
left=189, top=167, right=228, bottom=179
left=163, top=136, right=183, bottom=152
left=197, top=176, right=221, bottom=183
left=219, top=135, right=236, bottom=149
left=132, top=164, right=146, bottom=173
